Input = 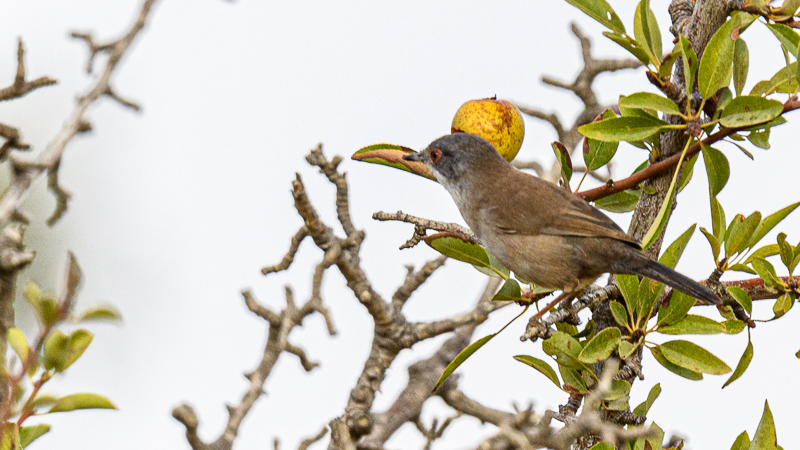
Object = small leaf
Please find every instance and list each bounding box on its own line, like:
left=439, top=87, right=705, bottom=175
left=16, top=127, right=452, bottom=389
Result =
left=733, top=39, right=749, bottom=96
left=542, top=331, right=585, bottom=370
left=75, top=305, right=123, bottom=323
left=578, top=327, right=621, bottom=364
left=610, top=301, right=630, bottom=329
left=650, top=345, right=703, bottom=380
left=711, top=196, right=727, bottom=242
left=727, top=211, right=762, bottom=257
left=730, top=431, right=751, bottom=450
left=723, top=341, right=753, bottom=389
left=578, top=116, right=670, bottom=143
left=765, top=23, right=800, bottom=56
left=552, top=141, right=573, bottom=186
left=351, top=143, right=435, bottom=181
left=730, top=263, right=757, bottom=275
left=634, top=0, right=662, bottom=65
left=19, top=424, right=50, bottom=448
left=602, top=379, right=631, bottom=401
left=679, top=34, right=698, bottom=100
left=657, top=290, right=697, bottom=326
left=777, top=233, right=793, bottom=270
left=702, top=145, right=730, bottom=197
left=772, top=293, right=793, bottom=319
left=768, top=61, right=798, bottom=94
left=747, top=202, right=800, bottom=250
left=559, top=366, right=588, bottom=394
left=747, top=130, right=771, bottom=149
left=745, top=244, right=781, bottom=264
left=726, top=286, right=753, bottom=314
left=63, top=329, right=93, bottom=371
left=514, top=355, right=561, bottom=388
left=604, top=32, right=651, bottom=65
left=698, top=15, right=740, bottom=99
left=750, top=401, right=777, bottom=450
left=657, top=314, right=725, bottom=335
left=659, top=340, right=731, bottom=374
left=493, top=279, right=522, bottom=302
left=594, top=189, right=640, bottom=213
left=659, top=224, right=696, bottom=270
left=615, top=274, right=640, bottom=314
left=584, top=110, right=619, bottom=171
left=620, top=92, right=680, bottom=116
left=47, top=393, right=117, bottom=413
left=633, top=383, right=661, bottom=417
left=719, top=97, right=784, bottom=128
left=752, top=258, right=783, bottom=289
left=618, top=339, right=639, bottom=359
left=7, top=328, right=30, bottom=365
left=700, top=226, right=722, bottom=262
left=43, top=330, right=68, bottom=372
left=564, top=0, right=626, bottom=34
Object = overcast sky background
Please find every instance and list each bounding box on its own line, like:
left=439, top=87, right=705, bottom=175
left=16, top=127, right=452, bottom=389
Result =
left=0, top=1, right=799, bottom=449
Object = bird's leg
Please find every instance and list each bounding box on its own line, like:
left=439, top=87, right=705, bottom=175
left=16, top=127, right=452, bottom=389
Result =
left=526, top=290, right=578, bottom=326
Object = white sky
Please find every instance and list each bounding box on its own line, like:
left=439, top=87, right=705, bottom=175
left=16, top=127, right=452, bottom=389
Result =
left=0, top=1, right=799, bottom=449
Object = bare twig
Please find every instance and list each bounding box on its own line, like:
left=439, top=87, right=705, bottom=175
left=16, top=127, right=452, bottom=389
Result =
left=0, top=39, right=57, bottom=102
left=372, top=211, right=476, bottom=249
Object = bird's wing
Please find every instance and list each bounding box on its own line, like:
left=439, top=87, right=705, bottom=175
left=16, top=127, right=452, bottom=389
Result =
left=482, top=170, right=641, bottom=248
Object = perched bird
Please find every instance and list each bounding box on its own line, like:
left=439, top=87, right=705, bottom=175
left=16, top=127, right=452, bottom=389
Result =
left=403, top=133, right=720, bottom=308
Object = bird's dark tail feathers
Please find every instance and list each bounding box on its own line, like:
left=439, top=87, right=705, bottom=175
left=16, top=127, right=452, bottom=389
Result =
left=620, top=253, right=720, bottom=305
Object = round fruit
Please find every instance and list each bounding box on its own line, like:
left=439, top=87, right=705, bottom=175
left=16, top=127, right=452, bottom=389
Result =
left=450, top=97, right=525, bottom=162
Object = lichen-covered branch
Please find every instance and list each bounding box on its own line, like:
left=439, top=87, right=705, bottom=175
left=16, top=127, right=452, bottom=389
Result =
left=373, top=210, right=475, bottom=249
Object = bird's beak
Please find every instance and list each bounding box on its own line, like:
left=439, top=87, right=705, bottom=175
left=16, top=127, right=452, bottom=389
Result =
left=403, top=152, right=423, bottom=162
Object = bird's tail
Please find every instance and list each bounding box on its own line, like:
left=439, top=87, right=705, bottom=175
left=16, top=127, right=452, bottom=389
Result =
left=616, top=253, right=720, bottom=305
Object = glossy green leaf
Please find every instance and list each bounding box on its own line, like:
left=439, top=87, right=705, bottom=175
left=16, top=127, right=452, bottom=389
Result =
left=634, top=0, right=662, bottom=65
left=19, top=424, right=50, bottom=448
left=747, top=202, right=800, bottom=250
left=723, top=341, right=753, bottom=389
left=7, top=328, right=30, bottom=365
left=679, top=34, right=698, bottom=100
left=750, top=401, right=777, bottom=450
left=734, top=39, right=749, bottom=96
left=564, top=0, right=626, bottom=34
left=543, top=331, right=584, bottom=370
left=657, top=290, right=697, bottom=326
left=702, top=144, right=730, bottom=197
left=578, top=116, right=669, bottom=143
left=1, top=423, right=20, bottom=450
left=559, top=366, right=588, bottom=394
left=75, top=305, right=123, bottom=323
left=584, top=110, right=619, bottom=171
left=43, top=330, right=68, bottom=372
left=727, top=286, right=753, bottom=314
left=650, top=345, right=703, bottom=380
left=594, top=189, right=640, bottom=213
left=659, top=340, right=731, bottom=374
left=730, top=431, right=751, bottom=450
left=47, top=393, right=117, bottom=413
left=766, top=23, right=800, bottom=56
left=578, top=327, right=621, bottom=364
left=514, top=355, right=561, bottom=388
left=620, top=92, right=680, bottom=116
left=698, top=15, right=740, bottom=99
left=604, top=32, right=650, bottom=65
left=609, top=301, right=630, bottom=329
left=492, top=279, right=522, bottom=301
left=719, top=97, right=784, bottom=128
left=632, top=383, right=661, bottom=417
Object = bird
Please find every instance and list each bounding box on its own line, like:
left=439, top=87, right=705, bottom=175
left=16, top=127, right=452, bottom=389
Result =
left=402, top=133, right=720, bottom=314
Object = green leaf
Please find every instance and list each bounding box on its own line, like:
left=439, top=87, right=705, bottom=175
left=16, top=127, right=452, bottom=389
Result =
left=47, top=393, right=117, bottom=413
left=609, top=301, right=630, bottom=329
left=542, top=331, right=585, bottom=370
left=63, top=329, right=93, bottom=371
left=659, top=224, right=696, bottom=270
left=615, top=274, right=640, bottom=314
left=679, top=34, right=698, bottom=101
left=514, top=355, right=561, bottom=389
left=702, top=144, right=730, bottom=197
left=1, top=423, right=20, bottom=450
left=552, top=142, right=573, bottom=186
left=658, top=314, right=725, bottom=335
left=734, top=39, right=749, bottom=96
left=632, top=383, right=661, bottom=417
left=584, top=110, right=619, bottom=171
left=594, top=189, right=640, bottom=213
left=750, top=401, right=777, bottom=450
left=425, top=236, right=493, bottom=274
left=747, top=202, right=800, bottom=250
left=618, top=339, right=639, bottom=359
left=730, top=263, right=757, bottom=275
left=620, top=92, right=680, bottom=116
left=723, top=341, right=753, bottom=389
left=752, top=258, right=783, bottom=289
left=659, top=340, right=731, bottom=374
left=678, top=153, right=699, bottom=193
left=641, top=174, right=677, bottom=249
left=777, top=233, right=793, bottom=270
left=660, top=47, right=680, bottom=78
left=43, top=330, right=68, bottom=372
left=24, top=282, right=59, bottom=328
left=578, top=327, right=621, bottom=364
left=492, top=279, right=522, bottom=301
left=19, top=424, right=50, bottom=448
left=75, top=305, right=123, bottom=323
left=650, top=345, right=703, bottom=380
left=589, top=443, right=615, bottom=450
left=730, top=431, right=751, bottom=450
left=634, top=0, right=662, bottom=65
left=711, top=196, right=727, bottom=241
left=772, top=293, right=793, bottom=319
left=573, top=320, right=595, bottom=339
left=766, top=23, right=800, bottom=56
left=657, top=290, right=697, bottom=327
left=727, top=286, right=753, bottom=314
left=750, top=80, right=772, bottom=96
left=727, top=211, right=762, bottom=257
left=747, top=129, right=771, bottom=149
left=351, top=143, right=435, bottom=181
left=564, top=0, right=626, bottom=34
left=722, top=318, right=747, bottom=334
left=604, top=32, right=651, bottom=65
left=719, top=96, right=784, bottom=128
left=7, top=328, right=30, bottom=365
left=559, top=366, right=588, bottom=394
left=700, top=227, right=722, bottom=262
left=578, top=116, right=670, bottom=143
left=768, top=61, right=798, bottom=94
left=698, top=15, right=740, bottom=99
left=745, top=244, right=781, bottom=264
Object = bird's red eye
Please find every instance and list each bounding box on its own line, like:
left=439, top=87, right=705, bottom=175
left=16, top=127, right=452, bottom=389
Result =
left=430, top=148, right=442, bottom=164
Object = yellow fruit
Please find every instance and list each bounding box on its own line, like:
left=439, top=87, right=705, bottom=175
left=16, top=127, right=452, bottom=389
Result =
left=450, top=98, right=525, bottom=162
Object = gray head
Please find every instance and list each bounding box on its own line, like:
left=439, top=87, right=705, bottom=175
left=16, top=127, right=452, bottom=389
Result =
left=402, top=133, right=508, bottom=187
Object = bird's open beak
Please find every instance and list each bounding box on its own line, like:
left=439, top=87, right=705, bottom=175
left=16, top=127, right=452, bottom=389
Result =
left=402, top=152, right=423, bottom=162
